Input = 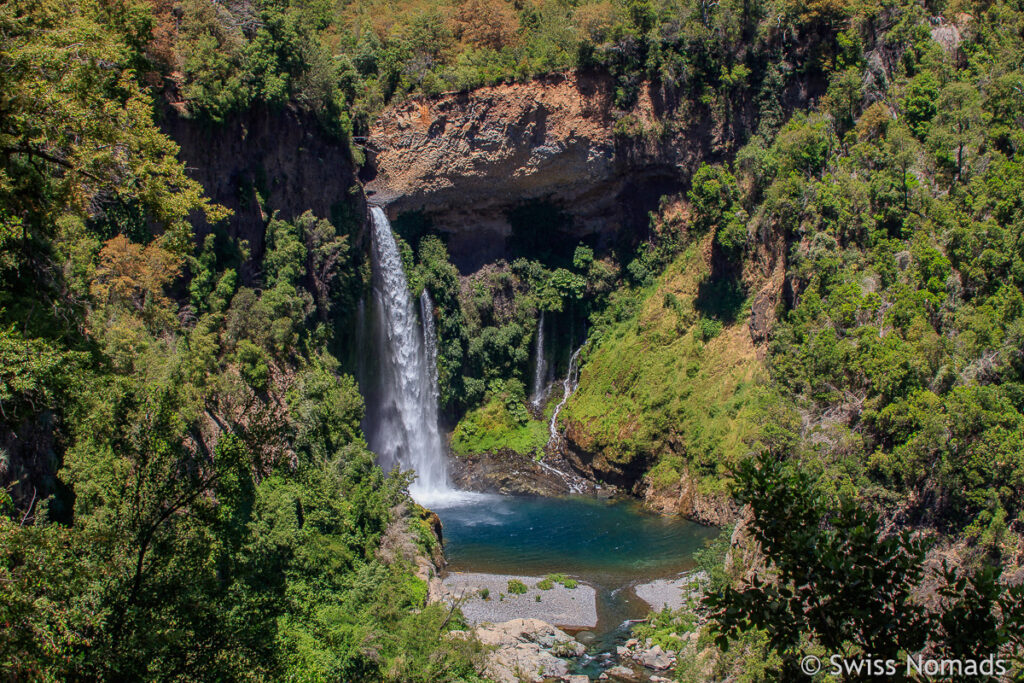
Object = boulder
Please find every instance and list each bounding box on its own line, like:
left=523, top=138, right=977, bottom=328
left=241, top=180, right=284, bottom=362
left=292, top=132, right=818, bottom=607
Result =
left=604, top=665, right=640, bottom=681
left=639, top=644, right=673, bottom=670
left=483, top=641, right=569, bottom=682
left=475, top=618, right=585, bottom=683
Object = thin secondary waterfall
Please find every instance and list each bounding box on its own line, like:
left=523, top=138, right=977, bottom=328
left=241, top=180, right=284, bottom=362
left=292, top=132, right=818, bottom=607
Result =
left=365, top=206, right=452, bottom=503
left=530, top=311, right=547, bottom=409
left=548, top=343, right=586, bottom=445
left=420, top=289, right=440, bottom=405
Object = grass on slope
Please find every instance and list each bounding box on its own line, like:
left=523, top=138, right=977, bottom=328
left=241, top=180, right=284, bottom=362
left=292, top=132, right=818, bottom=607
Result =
left=450, top=396, right=553, bottom=457
left=562, top=239, right=764, bottom=495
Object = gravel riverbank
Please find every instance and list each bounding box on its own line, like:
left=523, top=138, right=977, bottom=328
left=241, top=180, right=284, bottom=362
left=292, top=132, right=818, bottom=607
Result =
left=443, top=572, right=598, bottom=629
left=633, top=571, right=707, bottom=611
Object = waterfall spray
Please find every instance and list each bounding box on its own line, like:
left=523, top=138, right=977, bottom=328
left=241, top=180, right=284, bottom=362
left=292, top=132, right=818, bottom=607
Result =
left=365, top=207, right=453, bottom=503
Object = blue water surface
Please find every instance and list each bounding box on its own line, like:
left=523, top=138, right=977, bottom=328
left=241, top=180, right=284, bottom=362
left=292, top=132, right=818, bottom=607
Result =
left=431, top=494, right=719, bottom=656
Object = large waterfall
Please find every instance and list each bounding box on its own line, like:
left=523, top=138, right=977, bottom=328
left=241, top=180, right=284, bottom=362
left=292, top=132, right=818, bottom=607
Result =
left=365, top=206, right=452, bottom=503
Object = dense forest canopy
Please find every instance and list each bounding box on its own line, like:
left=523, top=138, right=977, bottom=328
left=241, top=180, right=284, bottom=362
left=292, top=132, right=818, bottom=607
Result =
left=2, top=0, right=1024, bottom=678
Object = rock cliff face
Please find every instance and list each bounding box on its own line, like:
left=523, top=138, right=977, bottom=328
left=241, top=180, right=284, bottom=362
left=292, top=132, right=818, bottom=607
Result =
left=163, top=107, right=364, bottom=281
left=365, top=72, right=721, bottom=271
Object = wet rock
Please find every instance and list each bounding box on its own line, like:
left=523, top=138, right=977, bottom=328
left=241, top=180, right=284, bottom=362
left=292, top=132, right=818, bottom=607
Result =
left=616, top=646, right=629, bottom=659
left=449, top=448, right=594, bottom=496
left=640, top=465, right=738, bottom=526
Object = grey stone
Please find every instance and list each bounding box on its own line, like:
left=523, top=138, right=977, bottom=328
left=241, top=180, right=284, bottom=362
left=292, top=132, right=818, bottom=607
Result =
left=474, top=618, right=585, bottom=683
left=605, top=665, right=640, bottom=681
left=444, top=572, right=598, bottom=628
left=639, top=644, right=673, bottom=670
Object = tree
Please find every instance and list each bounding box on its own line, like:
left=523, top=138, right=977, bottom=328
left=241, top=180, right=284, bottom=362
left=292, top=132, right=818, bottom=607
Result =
left=688, top=163, right=740, bottom=235
left=706, top=453, right=1024, bottom=679
left=688, top=163, right=747, bottom=253
left=454, top=0, right=520, bottom=49
left=928, top=82, right=983, bottom=185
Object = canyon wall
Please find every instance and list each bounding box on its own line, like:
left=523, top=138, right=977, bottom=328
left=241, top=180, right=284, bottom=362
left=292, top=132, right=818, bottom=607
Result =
left=365, top=72, right=725, bottom=271
left=162, top=106, right=364, bottom=281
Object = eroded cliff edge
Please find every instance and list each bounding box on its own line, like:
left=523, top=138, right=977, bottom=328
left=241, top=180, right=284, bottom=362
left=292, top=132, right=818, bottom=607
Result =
left=365, top=71, right=734, bottom=271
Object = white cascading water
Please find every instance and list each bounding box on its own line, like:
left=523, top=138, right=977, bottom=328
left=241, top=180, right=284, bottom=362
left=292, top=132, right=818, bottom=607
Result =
left=366, top=206, right=453, bottom=504
left=420, top=289, right=440, bottom=405
left=539, top=342, right=588, bottom=494
left=529, top=311, right=547, bottom=409
left=548, top=343, right=586, bottom=445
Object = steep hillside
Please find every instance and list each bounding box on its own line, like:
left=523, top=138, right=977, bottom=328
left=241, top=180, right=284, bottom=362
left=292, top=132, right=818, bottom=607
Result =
left=560, top=232, right=764, bottom=523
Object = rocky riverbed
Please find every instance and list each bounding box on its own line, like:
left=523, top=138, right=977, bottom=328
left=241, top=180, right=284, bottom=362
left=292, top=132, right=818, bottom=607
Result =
left=452, top=618, right=588, bottom=683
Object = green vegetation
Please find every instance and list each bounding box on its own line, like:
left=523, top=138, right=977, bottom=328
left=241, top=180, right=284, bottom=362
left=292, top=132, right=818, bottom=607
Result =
left=739, top=1, right=1024, bottom=539
left=545, top=573, right=578, bottom=589
left=564, top=231, right=762, bottom=494
left=413, top=229, right=614, bottom=450
left=0, top=1, right=481, bottom=679
left=633, top=605, right=696, bottom=653
left=507, top=578, right=528, bottom=594
left=450, top=388, right=550, bottom=456
left=144, top=0, right=831, bottom=137
left=536, top=577, right=554, bottom=590
left=706, top=453, right=1024, bottom=679
left=4, top=0, right=1024, bottom=675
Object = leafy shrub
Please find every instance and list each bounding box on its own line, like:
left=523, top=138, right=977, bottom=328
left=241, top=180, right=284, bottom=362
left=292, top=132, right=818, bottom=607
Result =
left=507, top=579, right=527, bottom=594
left=545, top=573, right=577, bottom=589
left=235, top=339, right=270, bottom=391
left=695, top=317, right=723, bottom=342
